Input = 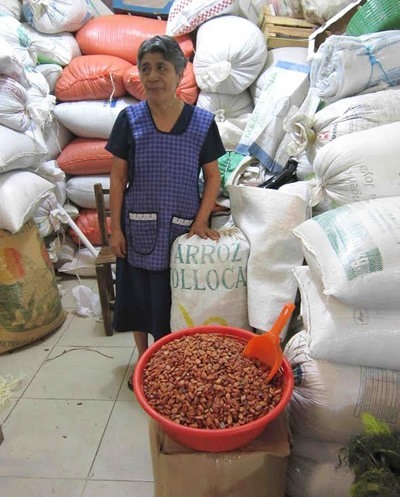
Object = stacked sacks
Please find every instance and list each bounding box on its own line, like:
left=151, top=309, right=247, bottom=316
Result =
left=267, top=28, right=400, bottom=496
left=0, top=1, right=98, bottom=351
left=237, top=46, right=310, bottom=173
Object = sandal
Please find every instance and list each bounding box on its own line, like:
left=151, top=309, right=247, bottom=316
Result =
left=127, top=364, right=136, bottom=391
left=127, top=377, right=133, bottom=391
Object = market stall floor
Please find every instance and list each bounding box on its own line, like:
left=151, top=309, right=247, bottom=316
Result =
left=0, top=275, right=154, bottom=497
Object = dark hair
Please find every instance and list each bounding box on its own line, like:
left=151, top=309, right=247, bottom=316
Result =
left=137, top=35, right=187, bottom=75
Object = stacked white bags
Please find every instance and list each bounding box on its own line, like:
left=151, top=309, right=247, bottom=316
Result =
left=281, top=27, right=400, bottom=497
left=0, top=0, right=103, bottom=265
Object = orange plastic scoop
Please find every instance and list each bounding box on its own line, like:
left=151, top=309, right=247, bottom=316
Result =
left=243, top=303, right=295, bottom=382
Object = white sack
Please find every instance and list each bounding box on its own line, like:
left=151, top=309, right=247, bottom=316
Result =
left=29, top=160, right=65, bottom=184
left=24, top=68, right=56, bottom=130
left=0, top=0, right=22, bottom=18
left=0, top=16, right=37, bottom=66
left=237, top=48, right=310, bottom=173
left=250, top=47, right=309, bottom=103
left=228, top=182, right=310, bottom=335
left=272, top=88, right=321, bottom=172
left=309, top=31, right=400, bottom=104
left=197, top=90, right=254, bottom=121
left=22, top=23, right=81, bottom=66
left=285, top=87, right=400, bottom=163
left=293, top=196, right=400, bottom=309
left=0, top=77, right=30, bottom=132
left=35, top=64, right=63, bottom=94
left=237, top=0, right=267, bottom=25
left=170, top=226, right=251, bottom=331
left=66, top=175, right=110, bottom=209
left=43, top=119, right=74, bottom=161
left=225, top=156, right=272, bottom=191
left=30, top=161, right=67, bottom=206
left=267, top=0, right=302, bottom=18
left=294, top=266, right=400, bottom=370
left=285, top=331, right=400, bottom=443
left=193, top=15, right=267, bottom=95
left=0, top=124, right=47, bottom=173
left=166, top=0, right=239, bottom=36
left=312, top=122, right=400, bottom=207
left=0, top=40, right=30, bottom=88
left=0, top=170, right=54, bottom=233
left=197, top=90, right=254, bottom=151
left=54, top=97, right=138, bottom=139
left=33, top=192, right=66, bottom=237
left=22, top=0, right=92, bottom=34
left=301, top=0, right=355, bottom=24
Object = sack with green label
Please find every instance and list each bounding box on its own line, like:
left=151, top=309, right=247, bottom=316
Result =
left=293, top=196, right=400, bottom=309
left=170, top=226, right=251, bottom=331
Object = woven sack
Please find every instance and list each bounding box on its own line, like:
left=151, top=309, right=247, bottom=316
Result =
left=0, top=220, right=66, bottom=353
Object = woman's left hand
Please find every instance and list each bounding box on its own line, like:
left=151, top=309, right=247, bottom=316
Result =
left=187, top=220, right=220, bottom=241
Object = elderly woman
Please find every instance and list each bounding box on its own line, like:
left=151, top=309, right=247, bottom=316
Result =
left=105, top=35, right=225, bottom=388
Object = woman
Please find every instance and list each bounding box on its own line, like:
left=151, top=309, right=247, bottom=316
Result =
left=105, top=35, right=225, bottom=388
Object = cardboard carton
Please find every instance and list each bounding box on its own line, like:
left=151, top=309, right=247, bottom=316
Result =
left=149, top=415, right=290, bottom=497
left=308, top=0, right=367, bottom=56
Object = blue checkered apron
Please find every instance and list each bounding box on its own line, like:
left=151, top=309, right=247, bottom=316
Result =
left=124, top=102, right=213, bottom=270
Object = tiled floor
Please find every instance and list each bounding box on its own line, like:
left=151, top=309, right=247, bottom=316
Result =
left=0, top=276, right=154, bottom=497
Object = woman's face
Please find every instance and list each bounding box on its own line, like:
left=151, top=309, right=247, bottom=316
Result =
left=139, top=52, right=182, bottom=104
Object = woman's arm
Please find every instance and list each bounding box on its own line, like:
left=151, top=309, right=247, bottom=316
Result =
left=110, top=156, right=128, bottom=258
left=188, top=160, right=221, bottom=240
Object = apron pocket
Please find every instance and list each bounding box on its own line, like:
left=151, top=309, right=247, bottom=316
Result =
left=128, top=212, right=158, bottom=255
left=169, top=216, right=193, bottom=245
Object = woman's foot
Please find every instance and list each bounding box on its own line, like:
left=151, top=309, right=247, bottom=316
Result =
left=127, top=364, right=137, bottom=391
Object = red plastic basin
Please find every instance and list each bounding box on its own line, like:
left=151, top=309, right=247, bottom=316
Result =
left=133, top=325, right=294, bottom=453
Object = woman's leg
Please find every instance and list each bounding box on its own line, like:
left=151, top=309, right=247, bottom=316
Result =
left=134, top=331, right=148, bottom=358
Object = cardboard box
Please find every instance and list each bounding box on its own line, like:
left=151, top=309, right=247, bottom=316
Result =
left=308, top=0, right=367, bottom=56
left=112, top=0, right=173, bottom=17
left=149, top=415, right=291, bottom=497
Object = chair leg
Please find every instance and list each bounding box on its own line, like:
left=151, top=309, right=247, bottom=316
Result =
left=105, top=263, right=115, bottom=301
left=96, top=264, right=113, bottom=336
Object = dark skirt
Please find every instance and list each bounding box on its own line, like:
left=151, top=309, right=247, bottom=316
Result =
left=112, top=257, right=171, bottom=341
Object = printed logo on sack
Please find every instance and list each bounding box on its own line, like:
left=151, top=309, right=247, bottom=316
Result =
left=178, top=303, right=228, bottom=328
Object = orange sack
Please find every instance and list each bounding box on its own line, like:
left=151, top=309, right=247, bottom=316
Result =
left=57, top=138, right=112, bottom=175
left=55, top=54, right=133, bottom=101
left=69, top=209, right=110, bottom=246
left=75, top=14, right=194, bottom=65
left=123, top=62, right=199, bottom=104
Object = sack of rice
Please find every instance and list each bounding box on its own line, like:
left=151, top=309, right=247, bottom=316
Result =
left=170, top=226, right=251, bottom=331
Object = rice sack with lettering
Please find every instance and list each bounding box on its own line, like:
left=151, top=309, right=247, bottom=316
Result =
left=293, top=196, right=400, bottom=310
left=312, top=121, right=400, bottom=207
left=170, top=226, right=251, bottom=331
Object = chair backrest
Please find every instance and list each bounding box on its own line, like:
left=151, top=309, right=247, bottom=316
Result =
left=94, top=183, right=110, bottom=247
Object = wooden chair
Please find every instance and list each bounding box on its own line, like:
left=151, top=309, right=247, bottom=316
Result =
left=94, top=183, right=116, bottom=336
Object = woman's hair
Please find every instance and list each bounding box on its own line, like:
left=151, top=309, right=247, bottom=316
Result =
left=138, top=35, right=187, bottom=75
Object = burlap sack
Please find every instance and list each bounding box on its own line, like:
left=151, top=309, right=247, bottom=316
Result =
left=0, top=219, right=66, bottom=353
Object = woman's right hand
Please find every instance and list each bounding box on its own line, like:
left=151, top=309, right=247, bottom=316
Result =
left=110, top=230, right=126, bottom=258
